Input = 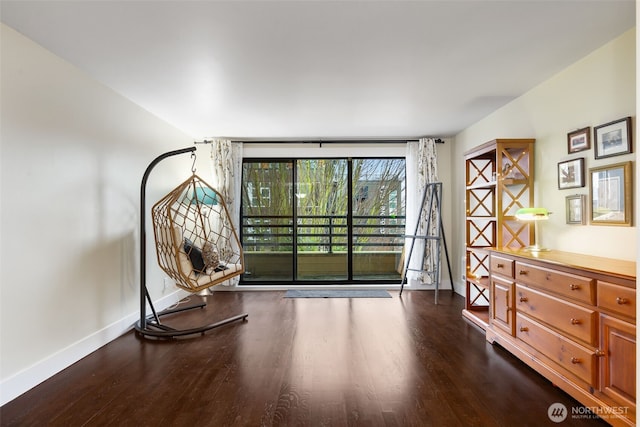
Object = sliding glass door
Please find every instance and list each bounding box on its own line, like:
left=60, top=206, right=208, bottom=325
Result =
left=352, top=159, right=406, bottom=280
left=241, top=158, right=405, bottom=284
left=296, top=159, right=348, bottom=280
left=241, top=161, right=294, bottom=281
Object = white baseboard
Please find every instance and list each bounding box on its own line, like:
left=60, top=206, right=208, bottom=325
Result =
left=0, top=290, right=186, bottom=406
left=405, top=279, right=465, bottom=297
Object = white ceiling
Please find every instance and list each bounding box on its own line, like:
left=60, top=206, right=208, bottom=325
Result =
left=1, top=0, right=635, bottom=140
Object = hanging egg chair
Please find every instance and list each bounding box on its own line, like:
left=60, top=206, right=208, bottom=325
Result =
left=135, top=146, right=247, bottom=339
left=152, top=174, right=244, bottom=293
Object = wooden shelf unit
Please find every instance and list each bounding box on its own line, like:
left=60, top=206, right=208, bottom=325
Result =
left=462, top=139, right=535, bottom=329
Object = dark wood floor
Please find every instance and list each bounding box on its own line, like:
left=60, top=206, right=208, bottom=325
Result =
left=1, top=290, right=607, bottom=426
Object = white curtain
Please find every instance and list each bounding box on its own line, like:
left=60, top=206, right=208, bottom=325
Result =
left=404, top=137, right=439, bottom=286
left=209, top=138, right=243, bottom=287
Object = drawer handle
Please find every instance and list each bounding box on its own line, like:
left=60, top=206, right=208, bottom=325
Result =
left=570, top=318, right=581, bottom=325
left=570, top=357, right=582, bottom=364
left=518, top=270, right=528, bottom=276
left=569, top=284, right=580, bottom=291
left=496, top=263, right=504, bottom=268
left=616, top=297, right=629, bottom=305
left=519, top=297, right=528, bottom=302
left=595, top=350, right=606, bottom=357
left=519, top=326, right=528, bottom=332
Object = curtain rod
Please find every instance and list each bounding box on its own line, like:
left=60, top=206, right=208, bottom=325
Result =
left=195, top=138, right=444, bottom=145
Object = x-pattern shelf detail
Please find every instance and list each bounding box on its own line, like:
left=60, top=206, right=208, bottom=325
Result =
left=463, top=139, right=536, bottom=329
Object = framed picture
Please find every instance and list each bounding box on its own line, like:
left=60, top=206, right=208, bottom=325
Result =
left=566, top=194, right=586, bottom=225
left=589, top=161, right=632, bottom=226
left=594, top=117, right=632, bottom=159
left=557, top=158, right=585, bottom=189
left=567, top=127, right=590, bottom=153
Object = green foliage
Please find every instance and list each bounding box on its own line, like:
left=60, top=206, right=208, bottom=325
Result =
left=242, top=158, right=405, bottom=253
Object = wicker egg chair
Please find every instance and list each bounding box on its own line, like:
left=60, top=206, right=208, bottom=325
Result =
left=152, top=174, right=244, bottom=293
left=135, top=147, right=247, bottom=339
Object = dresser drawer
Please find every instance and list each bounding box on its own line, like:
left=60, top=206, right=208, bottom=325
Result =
left=515, top=261, right=596, bottom=305
left=516, top=284, right=597, bottom=346
left=598, top=281, right=636, bottom=320
left=516, top=313, right=597, bottom=386
left=490, top=255, right=514, bottom=278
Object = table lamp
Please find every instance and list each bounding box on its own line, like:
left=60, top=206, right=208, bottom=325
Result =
left=515, top=207, right=551, bottom=251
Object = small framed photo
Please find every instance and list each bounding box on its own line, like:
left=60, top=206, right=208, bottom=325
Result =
left=566, top=195, right=586, bottom=225
left=594, top=117, right=632, bottom=159
left=557, top=158, right=585, bottom=189
left=567, top=127, right=591, bottom=153
left=589, top=161, right=633, bottom=226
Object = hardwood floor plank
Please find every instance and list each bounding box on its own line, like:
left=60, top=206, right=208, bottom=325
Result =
left=0, top=291, right=607, bottom=426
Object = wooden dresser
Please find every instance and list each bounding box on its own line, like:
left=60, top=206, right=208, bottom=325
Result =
left=486, top=248, right=636, bottom=427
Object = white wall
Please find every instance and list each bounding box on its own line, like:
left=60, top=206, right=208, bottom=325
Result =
left=0, top=24, right=199, bottom=404
left=451, top=28, right=636, bottom=292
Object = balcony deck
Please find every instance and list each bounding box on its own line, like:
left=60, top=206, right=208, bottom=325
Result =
left=242, top=251, right=403, bottom=283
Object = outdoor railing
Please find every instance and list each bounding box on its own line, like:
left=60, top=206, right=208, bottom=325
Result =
left=241, top=214, right=406, bottom=252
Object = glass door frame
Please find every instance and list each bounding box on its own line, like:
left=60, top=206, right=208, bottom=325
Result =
left=240, top=157, right=406, bottom=285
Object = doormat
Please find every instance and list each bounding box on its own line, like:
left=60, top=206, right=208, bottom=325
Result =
left=284, top=289, right=392, bottom=298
